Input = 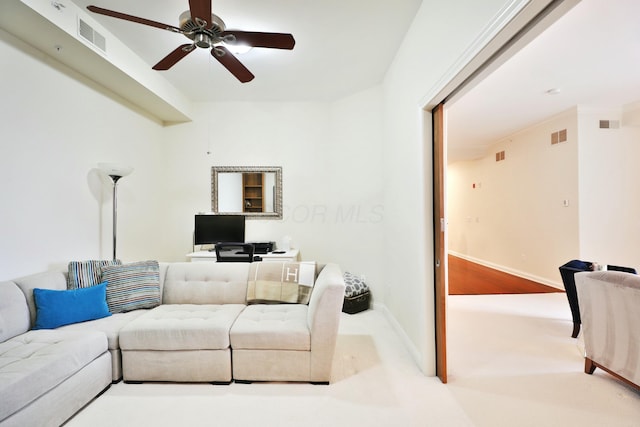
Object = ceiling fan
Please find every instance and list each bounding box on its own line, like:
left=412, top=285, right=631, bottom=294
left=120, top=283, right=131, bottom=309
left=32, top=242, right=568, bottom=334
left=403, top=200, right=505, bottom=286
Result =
left=87, top=0, right=295, bottom=83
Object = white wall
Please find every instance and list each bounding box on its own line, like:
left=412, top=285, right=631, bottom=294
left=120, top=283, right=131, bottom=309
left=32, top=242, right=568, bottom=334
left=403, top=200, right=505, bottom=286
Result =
left=578, top=105, right=640, bottom=270
left=0, top=30, right=167, bottom=279
left=448, top=109, right=580, bottom=286
left=448, top=102, right=640, bottom=287
left=381, top=0, right=512, bottom=373
left=160, top=87, right=387, bottom=296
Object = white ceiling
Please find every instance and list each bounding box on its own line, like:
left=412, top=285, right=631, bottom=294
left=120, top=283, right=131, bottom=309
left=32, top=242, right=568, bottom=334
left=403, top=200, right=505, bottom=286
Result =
left=446, top=0, right=640, bottom=162
left=70, top=0, right=422, bottom=102
left=66, top=1, right=640, bottom=160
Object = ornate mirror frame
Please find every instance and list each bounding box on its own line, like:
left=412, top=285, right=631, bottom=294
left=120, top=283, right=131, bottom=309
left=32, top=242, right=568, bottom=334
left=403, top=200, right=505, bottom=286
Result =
left=211, top=166, right=283, bottom=219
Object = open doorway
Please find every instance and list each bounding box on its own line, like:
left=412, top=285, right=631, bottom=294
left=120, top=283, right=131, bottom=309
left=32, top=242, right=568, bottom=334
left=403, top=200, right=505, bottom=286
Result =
left=429, top=0, right=583, bottom=382
left=435, top=0, right=640, bottom=381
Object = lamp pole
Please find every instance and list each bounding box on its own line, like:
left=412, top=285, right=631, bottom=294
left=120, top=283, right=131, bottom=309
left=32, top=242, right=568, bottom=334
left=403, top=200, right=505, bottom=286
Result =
left=99, top=163, right=133, bottom=260
left=108, top=174, right=123, bottom=260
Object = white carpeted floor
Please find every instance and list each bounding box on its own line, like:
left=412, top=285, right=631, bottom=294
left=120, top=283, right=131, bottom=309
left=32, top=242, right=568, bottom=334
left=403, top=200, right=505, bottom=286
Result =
left=66, top=294, right=640, bottom=427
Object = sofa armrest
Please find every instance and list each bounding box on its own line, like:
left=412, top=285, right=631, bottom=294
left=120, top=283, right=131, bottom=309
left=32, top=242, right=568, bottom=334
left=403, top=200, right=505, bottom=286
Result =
left=575, top=270, right=640, bottom=387
left=307, top=263, right=345, bottom=381
left=13, top=271, right=67, bottom=328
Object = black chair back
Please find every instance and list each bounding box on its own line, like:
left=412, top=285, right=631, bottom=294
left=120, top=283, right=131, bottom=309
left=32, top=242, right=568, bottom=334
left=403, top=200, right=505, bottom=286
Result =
left=606, top=264, right=637, bottom=274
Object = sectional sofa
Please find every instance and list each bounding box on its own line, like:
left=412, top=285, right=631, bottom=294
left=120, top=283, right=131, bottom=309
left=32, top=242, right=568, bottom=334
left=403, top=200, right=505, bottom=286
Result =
left=0, top=260, right=346, bottom=427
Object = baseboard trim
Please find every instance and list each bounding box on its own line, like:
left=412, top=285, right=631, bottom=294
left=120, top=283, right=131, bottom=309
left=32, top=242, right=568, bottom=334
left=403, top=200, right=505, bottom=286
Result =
left=372, top=302, right=430, bottom=376
left=448, top=251, right=563, bottom=290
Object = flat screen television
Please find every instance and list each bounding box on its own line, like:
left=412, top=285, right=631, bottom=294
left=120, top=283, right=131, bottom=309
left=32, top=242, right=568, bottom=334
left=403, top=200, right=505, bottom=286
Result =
left=194, top=214, right=245, bottom=245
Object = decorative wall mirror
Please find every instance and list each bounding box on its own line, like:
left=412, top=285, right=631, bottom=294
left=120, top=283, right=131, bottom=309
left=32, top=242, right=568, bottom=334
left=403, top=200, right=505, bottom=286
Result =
left=211, top=166, right=283, bottom=219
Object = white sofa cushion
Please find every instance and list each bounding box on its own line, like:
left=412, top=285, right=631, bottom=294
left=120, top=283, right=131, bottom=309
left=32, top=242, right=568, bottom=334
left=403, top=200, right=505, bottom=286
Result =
left=119, top=304, right=246, bottom=350
left=0, top=281, right=30, bottom=342
left=230, top=304, right=310, bottom=351
left=162, top=262, right=250, bottom=305
left=59, top=310, right=147, bottom=350
left=0, top=330, right=107, bottom=421
left=13, top=271, right=67, bottom=328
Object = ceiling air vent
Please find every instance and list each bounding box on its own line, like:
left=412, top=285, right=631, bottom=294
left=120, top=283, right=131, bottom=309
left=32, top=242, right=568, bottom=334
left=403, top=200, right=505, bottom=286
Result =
left=599, top=120, right=620, bottom=129
left=78, top=18, right=106, bottom=53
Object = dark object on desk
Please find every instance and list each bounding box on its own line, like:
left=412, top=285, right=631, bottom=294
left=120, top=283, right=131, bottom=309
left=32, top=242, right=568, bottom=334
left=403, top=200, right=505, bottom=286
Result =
left=342, top=272, right=370, bottom=314
left=251, top=241, right=275, bottom=254
left=559, top=259, right=637, bottom=338
left=271, top=250, right=286, bottom=254
left=215, top=243, right=254, bottom=263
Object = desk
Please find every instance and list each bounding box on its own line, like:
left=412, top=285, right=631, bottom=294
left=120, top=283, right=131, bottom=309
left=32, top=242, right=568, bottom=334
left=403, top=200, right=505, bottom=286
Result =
left=187, top=249, right=300, bottom=263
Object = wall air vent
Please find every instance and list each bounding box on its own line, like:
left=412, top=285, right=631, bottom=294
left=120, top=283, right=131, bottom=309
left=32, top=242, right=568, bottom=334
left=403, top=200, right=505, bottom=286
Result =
left=599, top=120, right=620, bottom=129
left=551, top=129, right=567, bottom=145
left=78, top=18, right=106, bottom=53
left=495, top=150, right=505, bottom=162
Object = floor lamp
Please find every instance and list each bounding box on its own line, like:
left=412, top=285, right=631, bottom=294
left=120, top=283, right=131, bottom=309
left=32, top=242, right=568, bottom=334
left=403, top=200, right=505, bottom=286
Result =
left=99, top=163, right=133, bottom=260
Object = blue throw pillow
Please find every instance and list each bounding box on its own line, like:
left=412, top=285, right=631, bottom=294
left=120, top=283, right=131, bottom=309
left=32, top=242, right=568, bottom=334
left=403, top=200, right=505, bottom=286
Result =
left=33, top=282, right=112, bottom=329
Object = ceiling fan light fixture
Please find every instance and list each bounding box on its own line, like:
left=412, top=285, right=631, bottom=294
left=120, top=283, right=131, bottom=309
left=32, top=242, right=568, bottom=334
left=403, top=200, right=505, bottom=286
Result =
left=224, top=43, right=252, bottom=55
left=194, top=33, right=212, bottom=48
left=220, top=33, right=252, bottom=54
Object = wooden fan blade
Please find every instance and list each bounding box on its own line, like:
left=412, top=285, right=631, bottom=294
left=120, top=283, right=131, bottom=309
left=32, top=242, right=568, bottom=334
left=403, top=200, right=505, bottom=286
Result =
left=221, top=31, right=295, bottom=50
left=87, top=6, right=182, bottom=33
left=153, top=44, right=196, bottom=70
left=189, top=0, right=212, bottom=28
left=211, top=46, right=255, bottom=83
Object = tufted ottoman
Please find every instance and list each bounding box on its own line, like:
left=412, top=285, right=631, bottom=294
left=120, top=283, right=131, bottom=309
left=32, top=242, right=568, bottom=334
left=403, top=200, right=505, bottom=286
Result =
left=119, top=304, right=245, bottom=383
left=230, top=304, right=313, bottom=383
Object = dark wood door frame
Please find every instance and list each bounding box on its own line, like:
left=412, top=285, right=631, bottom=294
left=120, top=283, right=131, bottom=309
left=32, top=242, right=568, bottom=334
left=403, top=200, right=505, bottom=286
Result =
left=433, top=103, right=447, bottom=383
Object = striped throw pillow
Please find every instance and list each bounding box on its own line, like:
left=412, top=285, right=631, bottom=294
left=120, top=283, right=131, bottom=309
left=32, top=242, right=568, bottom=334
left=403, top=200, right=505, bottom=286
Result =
left=67, top=259, right=122, bottom=289
left=101, top=260, right=161, bottom=313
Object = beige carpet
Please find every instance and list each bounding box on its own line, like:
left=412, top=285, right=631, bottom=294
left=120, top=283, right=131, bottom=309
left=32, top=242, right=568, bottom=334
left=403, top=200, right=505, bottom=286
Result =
left=66, top=294, right=640, bottom=426
left=447, top=293, right=640, bottom=426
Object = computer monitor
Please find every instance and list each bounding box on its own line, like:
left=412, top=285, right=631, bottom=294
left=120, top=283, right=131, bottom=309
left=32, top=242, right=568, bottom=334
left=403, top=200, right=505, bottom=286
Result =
left=194, top=214, right=245, bottom=245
